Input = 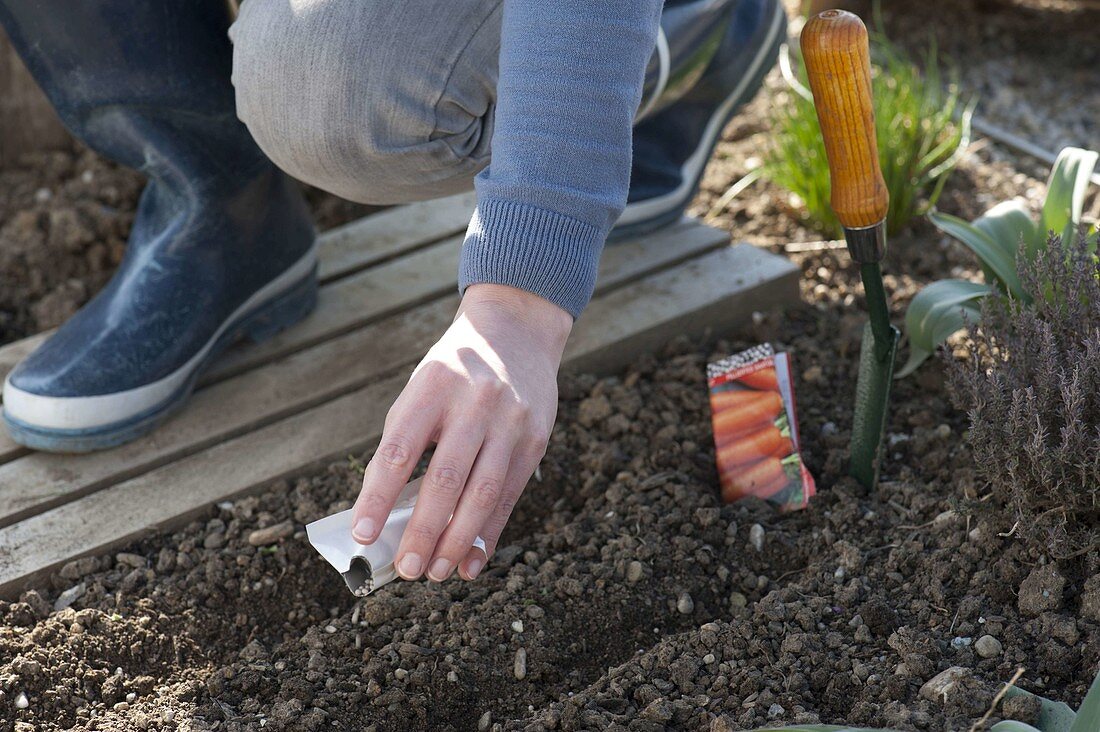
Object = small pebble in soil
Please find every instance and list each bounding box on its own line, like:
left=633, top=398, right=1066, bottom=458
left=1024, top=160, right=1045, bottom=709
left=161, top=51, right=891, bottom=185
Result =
left=626, top=561, right=644, bottom=583
left=887, top=433, right=910, bottom=447
left=749, top=524, right=765, bottom=552
left=447, top=671, right=459, bottom=682
left=920, top=666, right=971, bottom=704
left=394, top=668, right=408, bottom=680
left=513, top=648, right=527, bottom=680
left=951, top=636, right=972, bottom=649
left=933, top=510, right=960, bottom=530
left=703, top=654, right=716, bottom=664
left=116, top=552, right=145, bottom=569
left=511, top=620, right=524, bottom=633
left=1018, top=564, right=1065, bottom=617
left=768, top=703, right=785, bottom=718
left=248, top=521, right=295, bottom=546
left=324, top=625, right=336, bottom=634
left=677, top=592, right=695, bottom=615
left=54, top=583, right=86, bottom=612
left=975, top=635, right=1003, bottom=658
left=729, top=591, right=747, bottom=609
left=478, top=711, right=492, bottom=731
left=11, top=657, right=41, bottom=677
left=15, top=692, right=29, bottom=709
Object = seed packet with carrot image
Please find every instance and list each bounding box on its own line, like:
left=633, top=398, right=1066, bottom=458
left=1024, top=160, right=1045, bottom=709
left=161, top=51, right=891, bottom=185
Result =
left=707, top=345, right=816, bottom=511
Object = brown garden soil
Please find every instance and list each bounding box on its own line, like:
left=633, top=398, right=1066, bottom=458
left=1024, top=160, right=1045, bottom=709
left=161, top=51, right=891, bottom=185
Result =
left=2, top=1, right=1099, bottom=730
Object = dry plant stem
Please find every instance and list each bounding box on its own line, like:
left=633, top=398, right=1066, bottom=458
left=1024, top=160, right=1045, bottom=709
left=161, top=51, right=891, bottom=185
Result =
left=968, top=666, right=1025, bottom=732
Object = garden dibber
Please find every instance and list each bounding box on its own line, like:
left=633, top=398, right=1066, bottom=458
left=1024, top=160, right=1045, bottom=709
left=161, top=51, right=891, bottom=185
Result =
left=801, top=10, right=900, bottom=489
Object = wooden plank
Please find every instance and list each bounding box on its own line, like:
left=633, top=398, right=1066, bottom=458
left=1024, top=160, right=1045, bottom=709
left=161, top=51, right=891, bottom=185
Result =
left=317, top=192, right=474, bottom=281
left=565, top=244, right=800, bottom=374
left=0, top=238, right=461, bottom=467
left=205, top=218, right=723, bottom=382
left=0, top=219, right=722, bottom=466
left=0, top=300, right=454, bottom=528
left=0, top=242, right=798, bottom=597
left=0, top=218, right=718, bottom=467
left=0, top=220, right=728, bottom=524
left=0, top=214, right=716, bottom=389
left=0, top=374, right=409, bottom=597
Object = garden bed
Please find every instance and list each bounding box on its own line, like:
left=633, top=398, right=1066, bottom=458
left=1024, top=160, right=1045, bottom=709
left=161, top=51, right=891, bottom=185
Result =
left=1, top=1, right=1098, bottom=730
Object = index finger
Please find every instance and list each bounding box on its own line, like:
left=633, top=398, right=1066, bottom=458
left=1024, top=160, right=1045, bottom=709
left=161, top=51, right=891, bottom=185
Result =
left=352, top=399, right=440, bottom=544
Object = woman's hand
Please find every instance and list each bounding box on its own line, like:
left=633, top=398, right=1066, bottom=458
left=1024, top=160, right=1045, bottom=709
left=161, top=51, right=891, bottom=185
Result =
left=350, top=283, right=572, bottom=582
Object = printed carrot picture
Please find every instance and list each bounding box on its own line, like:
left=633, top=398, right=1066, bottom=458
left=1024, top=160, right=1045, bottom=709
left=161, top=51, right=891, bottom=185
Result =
left=707, top=345, right=816, bottom=512
left=716, top=422, right=788, bottom=469
left=720, top=454, right=801, bottom=503
left=711, top=390, right=783, bottom=446
left=737, top=366, right=778, bottom=391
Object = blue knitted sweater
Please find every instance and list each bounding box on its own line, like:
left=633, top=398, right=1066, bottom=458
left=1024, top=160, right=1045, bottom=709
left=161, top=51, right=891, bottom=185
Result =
left=458, top=0, right=665, bottom=319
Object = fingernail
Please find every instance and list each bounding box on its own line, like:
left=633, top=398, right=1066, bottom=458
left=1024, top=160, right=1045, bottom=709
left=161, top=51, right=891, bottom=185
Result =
left=352, top=517, right=376, bottom=542
left=427, top=558, right=453, bottom=582
left=397, top=553, right=423, bottom=579
left=465, top=556, right=484, bottom=579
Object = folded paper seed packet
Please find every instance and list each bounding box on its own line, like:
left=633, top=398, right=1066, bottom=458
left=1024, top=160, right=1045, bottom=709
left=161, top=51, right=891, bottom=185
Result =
left=307, top=478, right=486, bottom=596
left=707, top=344, right=816, bottom=511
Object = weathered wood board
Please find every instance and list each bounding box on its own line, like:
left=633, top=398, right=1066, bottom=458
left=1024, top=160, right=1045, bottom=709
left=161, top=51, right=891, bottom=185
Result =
left=0, top=197, right=799, bottom=597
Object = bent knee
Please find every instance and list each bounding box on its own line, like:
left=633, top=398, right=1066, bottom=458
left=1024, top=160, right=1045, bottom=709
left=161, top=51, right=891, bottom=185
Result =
left=229, top=0, right=496, bottom=204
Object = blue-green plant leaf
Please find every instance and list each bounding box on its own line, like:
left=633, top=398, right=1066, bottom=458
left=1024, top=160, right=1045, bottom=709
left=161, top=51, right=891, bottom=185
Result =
left=991, top=723, right=1044, bottom=732
left=1004, top=686, right=1078, bottom=732
left=1038, top=146, right=1098, bottom=252
left=897, top=279, right=992, bottom=377
left=973, top=199, right=1037, bottom=265
left=929, top=210, right=1026, bottom=298
left=1068, top=668, right=1100, bottom=732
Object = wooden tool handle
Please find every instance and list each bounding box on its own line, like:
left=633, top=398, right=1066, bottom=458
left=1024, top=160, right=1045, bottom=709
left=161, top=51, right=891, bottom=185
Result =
left=801, top=10, right=888, bottom=229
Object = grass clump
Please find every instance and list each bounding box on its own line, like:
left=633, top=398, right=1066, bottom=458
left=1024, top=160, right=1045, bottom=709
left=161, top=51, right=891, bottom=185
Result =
left=761, top=31, right=971, bottom=237
left=947, top=231, right=1100, bottom=559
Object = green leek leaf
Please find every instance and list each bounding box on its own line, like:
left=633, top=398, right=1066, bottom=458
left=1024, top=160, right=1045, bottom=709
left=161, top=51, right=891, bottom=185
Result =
left=1039, top=146, right=1098, bottom=253
left=897, top=279, right=991, bottom=377
left=990, top=723, right=1044, bottom=732
left=973, top=199, right=1037, bottom=267
left=929, top=211, right=1026, bottom=299
left=1005, top=686, right=1078, bottom=732
left=1068, top=667, right=1100, bottom=732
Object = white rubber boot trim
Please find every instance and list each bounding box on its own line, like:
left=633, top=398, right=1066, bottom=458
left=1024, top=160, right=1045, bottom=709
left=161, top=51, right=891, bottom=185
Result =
left=2, top=245, right=317, bottom=431
left=618, top=0, right=785, bottom=227
left=636, top=27, right=671, bottom=123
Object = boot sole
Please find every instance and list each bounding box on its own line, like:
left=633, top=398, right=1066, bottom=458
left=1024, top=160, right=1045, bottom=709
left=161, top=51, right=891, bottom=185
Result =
left=3, top=249, right=319, bottom=453
left=612, top=0, right=786, bottom=240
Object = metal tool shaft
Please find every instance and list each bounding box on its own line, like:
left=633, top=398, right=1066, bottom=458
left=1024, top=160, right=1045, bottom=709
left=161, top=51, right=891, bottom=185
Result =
left=860, top=262, right=894, bottom=361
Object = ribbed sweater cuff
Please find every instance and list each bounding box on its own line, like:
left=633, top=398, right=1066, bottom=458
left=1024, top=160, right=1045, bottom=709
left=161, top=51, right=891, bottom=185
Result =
left=458, top=198, right=605, bottom=319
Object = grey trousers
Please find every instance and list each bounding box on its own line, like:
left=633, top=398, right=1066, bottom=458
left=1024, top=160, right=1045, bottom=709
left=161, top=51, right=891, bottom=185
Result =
left=229, top=0, right=502, bottom=205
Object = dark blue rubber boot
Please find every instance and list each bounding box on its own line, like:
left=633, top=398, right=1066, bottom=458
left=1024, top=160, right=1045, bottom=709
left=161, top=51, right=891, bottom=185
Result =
left=616, top=0, right=787, bottom=237
left=0, top=0, right=318, bottom=453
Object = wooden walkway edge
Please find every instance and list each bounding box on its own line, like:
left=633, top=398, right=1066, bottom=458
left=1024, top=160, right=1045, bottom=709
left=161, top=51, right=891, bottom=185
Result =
left=0, top=195, right=799, bottom=597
